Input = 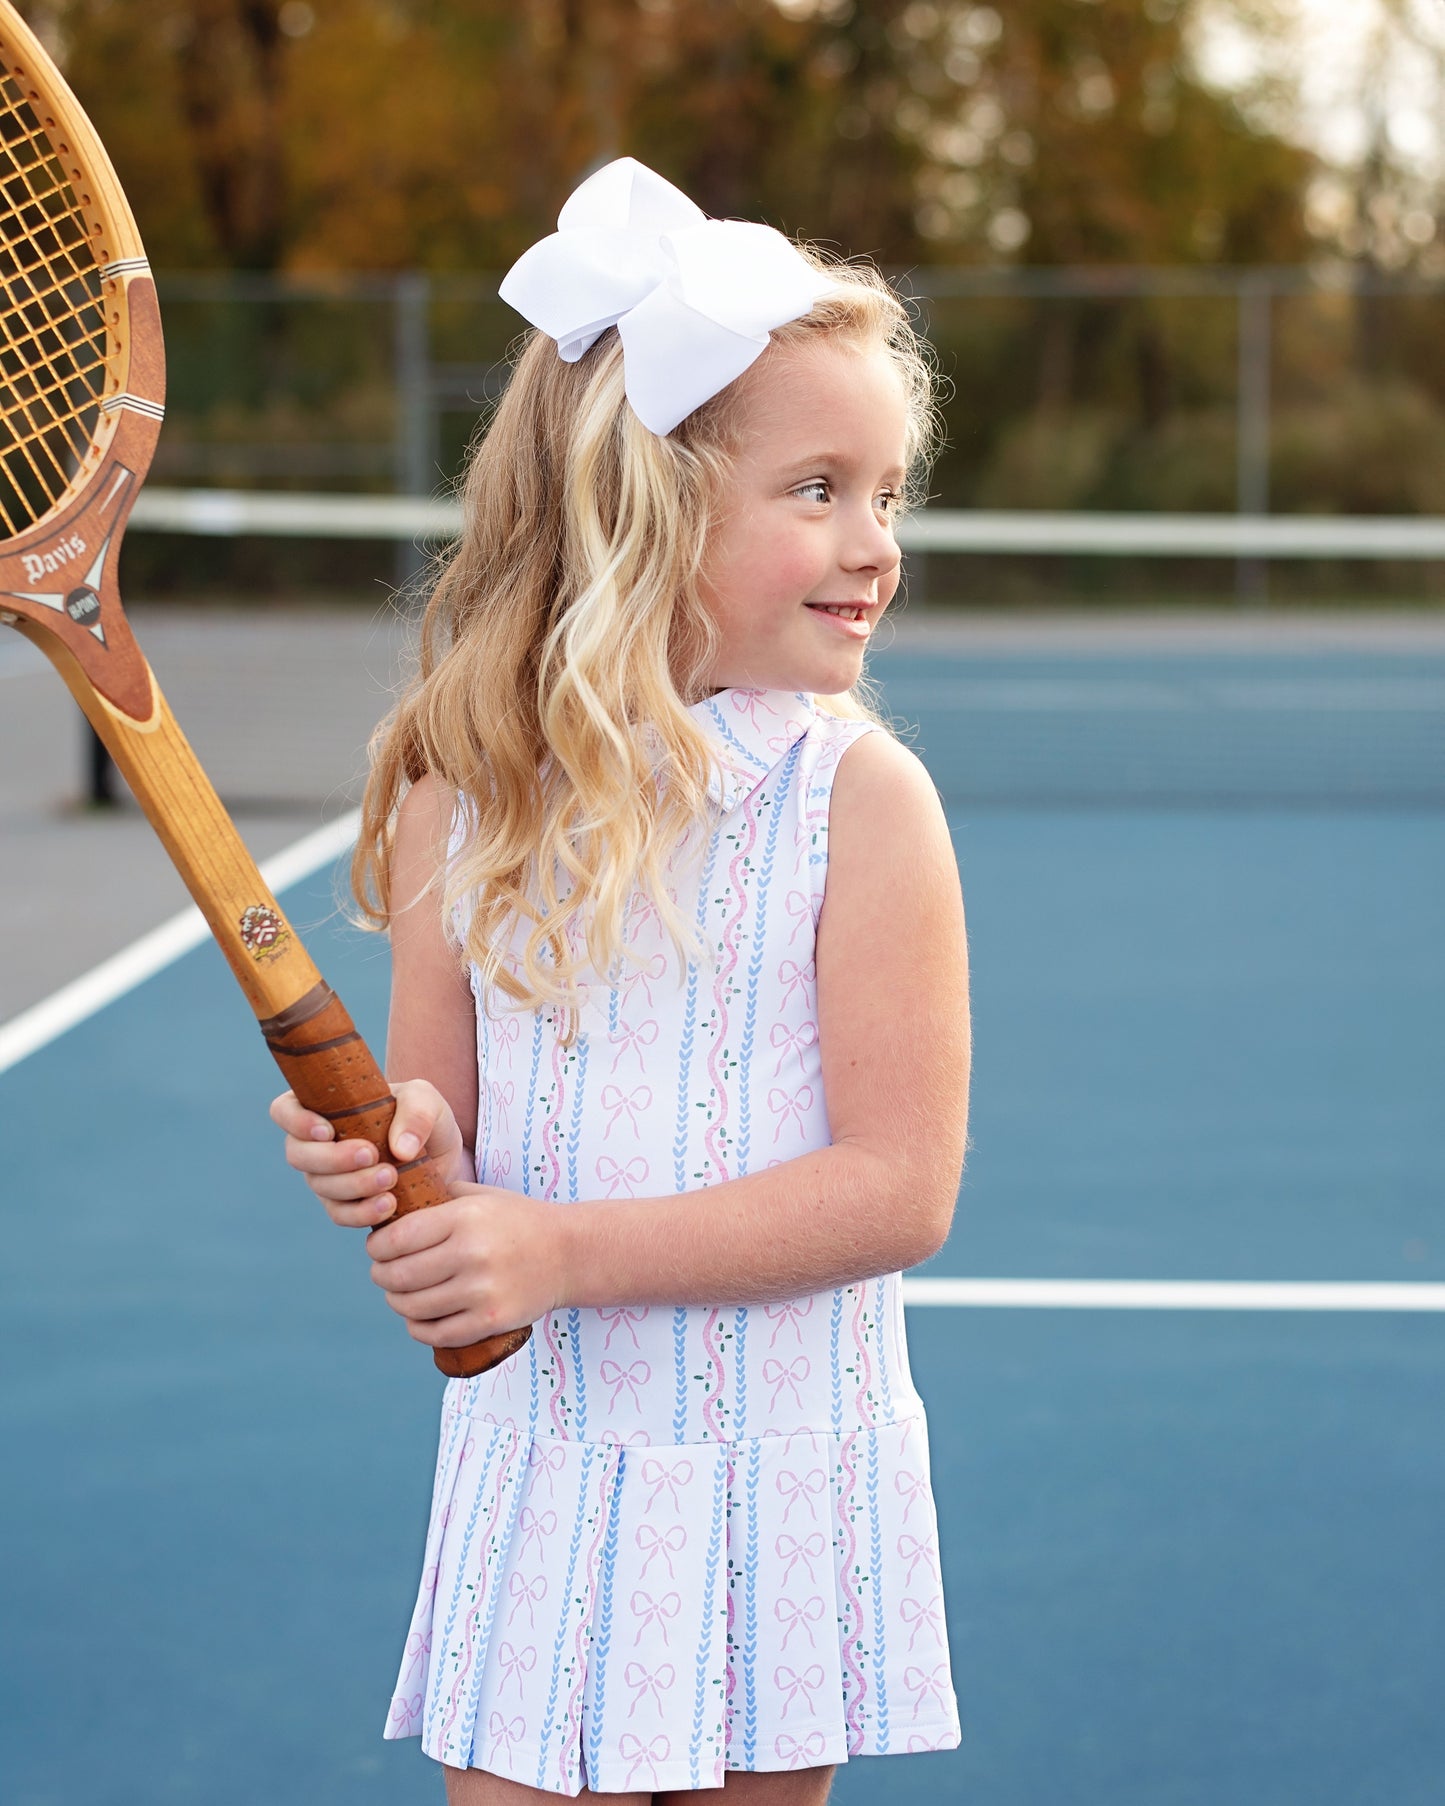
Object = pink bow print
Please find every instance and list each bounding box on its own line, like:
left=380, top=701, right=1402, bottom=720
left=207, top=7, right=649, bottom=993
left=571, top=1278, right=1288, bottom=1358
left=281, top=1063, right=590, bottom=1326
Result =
left=896, top=1532, right=939, bottom=1585
left=765, top=1297, right=814, bottom=1345
left=766, top=713, right=809, bottom=755
left=601, top=1083, right=652, bottom=1136
left=774, top=1594, right=825, bottom=1650
left=596, top=1154, right=649, bottom=1198
left=905, top=1661, right=951, bottom=1713
left=518, top=1506, right=557, bottom=1554
left=770, top=1017, right=817, bottom=1073
left=600, top=1358, right=650, bottom=1410
left=488, top=1148, right=513, bottom=1187
left=497, top=1642, right=537, bottom=1698
left=624, top=1660, right=676, bottom=1715
left=635, top=1523, right=687, bottom=1579
left=774, top=1663, right=824, bottom=1717
left=630, top=952, right=667, bottom=1007
left=731, top=690, right=778, bottom=729
left=526, top=1441, right=567, bottom=1495
left=507, top=1572, right=547, bottom=1629
left=387, top=1691, right=422, bottom=1735
left=775, top=1530, right=826, bottom=1585
left=642, top=1456, right=694, bottom=1513
left=776, top=1467, right=827, bottom=1522
left=775, top=1729, right=827, bottom=1766
left=399, top=1628, right=430, bottom=1683
left=599, top=1304, right=649, bottom=1348
left=489, top=1078, right=515, bottom=1131
left=894, top=1470, right=927, bottom=1522
left=901, top=1596, right=945, bottom=1650
left=495, top=1015, right=521, bottom=1051
left=487, top=1712, right=525, bottom=1759
left=777, top=958, right=814, bottom=1004
left=767, top=1083, right=814, bottom=1141
left=609, top=1017, right=659, bottom=1072
left=763, top=1355, right=810, bottom=1409
left=629, top=1589, right=682, bottom=1645
left=619, top=1732, right=670, bottom=1788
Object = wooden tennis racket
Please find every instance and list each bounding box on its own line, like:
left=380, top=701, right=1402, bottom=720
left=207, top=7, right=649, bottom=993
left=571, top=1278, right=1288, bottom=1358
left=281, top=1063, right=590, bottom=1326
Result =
left=0, top=2, right=527, bottom=1381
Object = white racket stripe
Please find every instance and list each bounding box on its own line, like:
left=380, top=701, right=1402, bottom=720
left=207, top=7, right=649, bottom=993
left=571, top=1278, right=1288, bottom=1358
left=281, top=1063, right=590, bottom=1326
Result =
left=0, top=808, right=360, bottom=1075
left=902, top=1276, right=1445, bottom=1311
left=98, top=256, right=151, bottom=280
left=99, top=392, right=165, bottom=420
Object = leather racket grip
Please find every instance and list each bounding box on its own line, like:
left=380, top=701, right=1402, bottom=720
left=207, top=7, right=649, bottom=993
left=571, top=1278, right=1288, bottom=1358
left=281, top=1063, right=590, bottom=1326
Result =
left=259, top=981, right=532, bottom=1379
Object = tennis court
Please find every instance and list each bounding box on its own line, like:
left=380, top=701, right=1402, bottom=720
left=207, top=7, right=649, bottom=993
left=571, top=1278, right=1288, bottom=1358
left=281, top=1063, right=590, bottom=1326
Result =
left=2, top=610, right=1442, bottom=1805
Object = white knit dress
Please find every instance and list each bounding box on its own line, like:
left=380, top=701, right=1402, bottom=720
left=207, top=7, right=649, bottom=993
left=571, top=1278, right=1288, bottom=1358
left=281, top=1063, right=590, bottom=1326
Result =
left=384, top=687, right=960, bottom=1794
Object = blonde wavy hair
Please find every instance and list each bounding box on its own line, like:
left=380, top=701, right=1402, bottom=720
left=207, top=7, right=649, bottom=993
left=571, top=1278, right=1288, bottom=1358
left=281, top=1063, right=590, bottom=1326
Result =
left=353, top=248, right=939, bottom=1017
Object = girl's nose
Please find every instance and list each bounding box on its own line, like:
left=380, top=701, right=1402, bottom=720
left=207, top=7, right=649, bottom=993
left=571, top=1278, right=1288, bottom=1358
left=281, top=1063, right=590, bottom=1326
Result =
left=842, top=504, right=902, bottom=577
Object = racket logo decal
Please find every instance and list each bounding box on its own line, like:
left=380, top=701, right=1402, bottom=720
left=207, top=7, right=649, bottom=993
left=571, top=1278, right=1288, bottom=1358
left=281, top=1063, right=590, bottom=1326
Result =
left=239, top=904, right=291, bottom=962
left=65, top=586, right=100, bottom=627
left=21, top=532, right=87, bottom=586
left=0, top=465, right=134, bottom=644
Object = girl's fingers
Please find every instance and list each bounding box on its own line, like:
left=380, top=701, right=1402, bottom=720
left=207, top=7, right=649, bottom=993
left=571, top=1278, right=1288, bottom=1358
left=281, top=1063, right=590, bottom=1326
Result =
left=283, top=1132, right=386, bottom=1184
left=323, top=1194, right=397, bottom=1230
left=387, top=1079, right=452, bottom=1163
left=269, top=1089, right=333, bottom=1141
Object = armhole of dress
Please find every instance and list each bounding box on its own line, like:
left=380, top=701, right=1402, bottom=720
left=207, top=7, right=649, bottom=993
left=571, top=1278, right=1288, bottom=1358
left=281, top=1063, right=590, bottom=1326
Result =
left=808, top=718, right=885, bottom=926
left=446, top=792, right=484, bottom=1008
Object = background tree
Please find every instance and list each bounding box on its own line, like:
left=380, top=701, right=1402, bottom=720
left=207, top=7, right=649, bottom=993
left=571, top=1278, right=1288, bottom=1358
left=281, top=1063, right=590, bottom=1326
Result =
left=27, top=0, right=1317, bottom=270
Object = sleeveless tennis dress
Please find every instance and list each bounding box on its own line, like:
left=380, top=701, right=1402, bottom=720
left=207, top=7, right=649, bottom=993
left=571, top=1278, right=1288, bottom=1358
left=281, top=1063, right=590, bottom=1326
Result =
left=385, top=688, right=960, bottom=1794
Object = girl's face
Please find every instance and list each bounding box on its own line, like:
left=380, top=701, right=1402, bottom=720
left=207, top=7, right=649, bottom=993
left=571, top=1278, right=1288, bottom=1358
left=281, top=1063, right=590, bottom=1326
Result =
left=697, top=336, right=909, bottom=696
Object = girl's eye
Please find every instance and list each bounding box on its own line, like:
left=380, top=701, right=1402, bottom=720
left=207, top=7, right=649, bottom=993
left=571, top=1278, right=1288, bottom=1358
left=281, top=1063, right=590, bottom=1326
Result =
left=794, top=479, right=830, bottom=504
left=876, top=488, right=900, bottom=514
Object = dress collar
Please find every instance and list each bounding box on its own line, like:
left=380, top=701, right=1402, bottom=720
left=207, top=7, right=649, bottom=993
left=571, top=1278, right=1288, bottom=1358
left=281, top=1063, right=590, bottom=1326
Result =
left=686, top=688, right=818, bottom=812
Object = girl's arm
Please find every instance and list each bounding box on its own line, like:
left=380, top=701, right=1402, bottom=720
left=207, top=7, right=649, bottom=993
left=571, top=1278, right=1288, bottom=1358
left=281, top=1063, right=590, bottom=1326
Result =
left=330, top=731, right=970, bottom=1347
left=272, top=774, right=480, bottom=1215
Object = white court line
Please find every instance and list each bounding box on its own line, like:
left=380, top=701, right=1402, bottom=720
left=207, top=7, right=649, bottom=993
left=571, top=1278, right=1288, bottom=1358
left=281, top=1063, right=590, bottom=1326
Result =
left=0, top=809, right=360, bottom=1076
left=902, top=1277, right=1445, bottom=1311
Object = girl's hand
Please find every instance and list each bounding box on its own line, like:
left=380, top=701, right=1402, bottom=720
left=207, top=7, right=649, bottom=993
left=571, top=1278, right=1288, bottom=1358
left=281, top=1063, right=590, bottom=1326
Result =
left=365, top=1187, right=568, bottom=1347
left=269, top=1078, right=473, bottom=1229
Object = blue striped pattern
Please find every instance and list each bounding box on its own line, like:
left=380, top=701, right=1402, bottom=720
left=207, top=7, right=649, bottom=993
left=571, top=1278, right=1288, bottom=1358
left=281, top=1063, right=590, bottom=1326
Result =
left=735, top=739, right=802, bottom=1177
left=829, top=1289, right=844, bottom=1436
left=673, top=829, right=720, bottom=1192
left=689, top=1454, right=728, bottom=1785
left=564, top=1037, right=592, bottom=1438
left=456, top=1429, right=526, bottom=1763
left=535, top=1443, right=602, bottom=1788
left=742, top=1436, right=761, bottom=1767
left=672, top=1307, right=688, bottom=1446
left=585, top=1450, right=623, bottom=1779
left=701, top=697, right=775, bottom=774
left=867, top=1428, right=890, bottom=1751
left=520, top=1010, right=544, bottom=1197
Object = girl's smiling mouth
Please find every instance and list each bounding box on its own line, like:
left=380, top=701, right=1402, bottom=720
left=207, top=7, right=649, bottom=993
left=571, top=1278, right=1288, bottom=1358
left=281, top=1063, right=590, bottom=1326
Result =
left=805, top=600, right=876, bottom=632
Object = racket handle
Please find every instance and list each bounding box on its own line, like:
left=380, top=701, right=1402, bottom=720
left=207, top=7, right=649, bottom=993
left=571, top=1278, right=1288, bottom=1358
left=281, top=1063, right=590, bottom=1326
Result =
left=259, top=982, right=532, bottom=1379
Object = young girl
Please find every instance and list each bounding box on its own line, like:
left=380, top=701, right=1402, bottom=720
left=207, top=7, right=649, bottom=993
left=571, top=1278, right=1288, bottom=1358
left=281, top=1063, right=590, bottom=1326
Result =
left=272, top=157, right=971, bottom=1804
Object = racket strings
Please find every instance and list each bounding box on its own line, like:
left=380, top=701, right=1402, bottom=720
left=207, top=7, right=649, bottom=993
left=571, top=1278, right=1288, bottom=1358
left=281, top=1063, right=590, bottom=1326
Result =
left=0, top=69, right=107, bottom=538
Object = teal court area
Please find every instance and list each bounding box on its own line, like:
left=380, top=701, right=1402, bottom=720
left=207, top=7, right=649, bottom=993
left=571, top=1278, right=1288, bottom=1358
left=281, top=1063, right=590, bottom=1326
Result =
left=2, top=631, right=1442, bottom=1805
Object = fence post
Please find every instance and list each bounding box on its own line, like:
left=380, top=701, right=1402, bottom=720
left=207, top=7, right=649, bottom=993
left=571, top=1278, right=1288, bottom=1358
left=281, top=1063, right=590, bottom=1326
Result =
left=393, top=271, right=434, bottom=596
left=1235, top=274, right=1272, bottom=603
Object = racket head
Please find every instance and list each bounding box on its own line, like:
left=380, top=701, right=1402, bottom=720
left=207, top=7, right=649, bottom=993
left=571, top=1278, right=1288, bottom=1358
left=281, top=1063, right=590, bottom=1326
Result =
left=0, top=0, right=163, bottom=722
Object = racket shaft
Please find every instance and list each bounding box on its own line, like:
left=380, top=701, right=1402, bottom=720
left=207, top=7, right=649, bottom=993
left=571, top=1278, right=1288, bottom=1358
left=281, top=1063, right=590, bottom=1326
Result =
left=22, top=622, right=527, bottom=1378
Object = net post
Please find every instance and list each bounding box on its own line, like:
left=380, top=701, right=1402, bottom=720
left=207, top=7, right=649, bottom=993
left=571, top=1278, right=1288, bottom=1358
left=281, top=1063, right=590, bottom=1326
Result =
left=1235, top=274, right=1272, bottom=606
left=393, top=271, right=434, bottom=599
left=85, top=721, right=119, bottom=808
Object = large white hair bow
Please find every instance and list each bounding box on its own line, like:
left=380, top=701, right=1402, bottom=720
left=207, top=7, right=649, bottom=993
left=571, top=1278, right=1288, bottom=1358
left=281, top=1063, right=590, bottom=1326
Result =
left=498, top=157, right=838, bottom=436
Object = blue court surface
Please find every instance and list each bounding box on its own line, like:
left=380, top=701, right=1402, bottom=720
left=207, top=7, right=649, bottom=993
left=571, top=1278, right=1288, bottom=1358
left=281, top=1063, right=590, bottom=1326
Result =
left=2, top=635, right=1442, bottom=1805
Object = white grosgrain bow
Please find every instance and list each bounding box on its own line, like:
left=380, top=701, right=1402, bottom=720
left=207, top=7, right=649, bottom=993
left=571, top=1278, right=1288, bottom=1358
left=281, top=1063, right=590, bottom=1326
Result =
left=497, top=156, right=839, bottom=435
